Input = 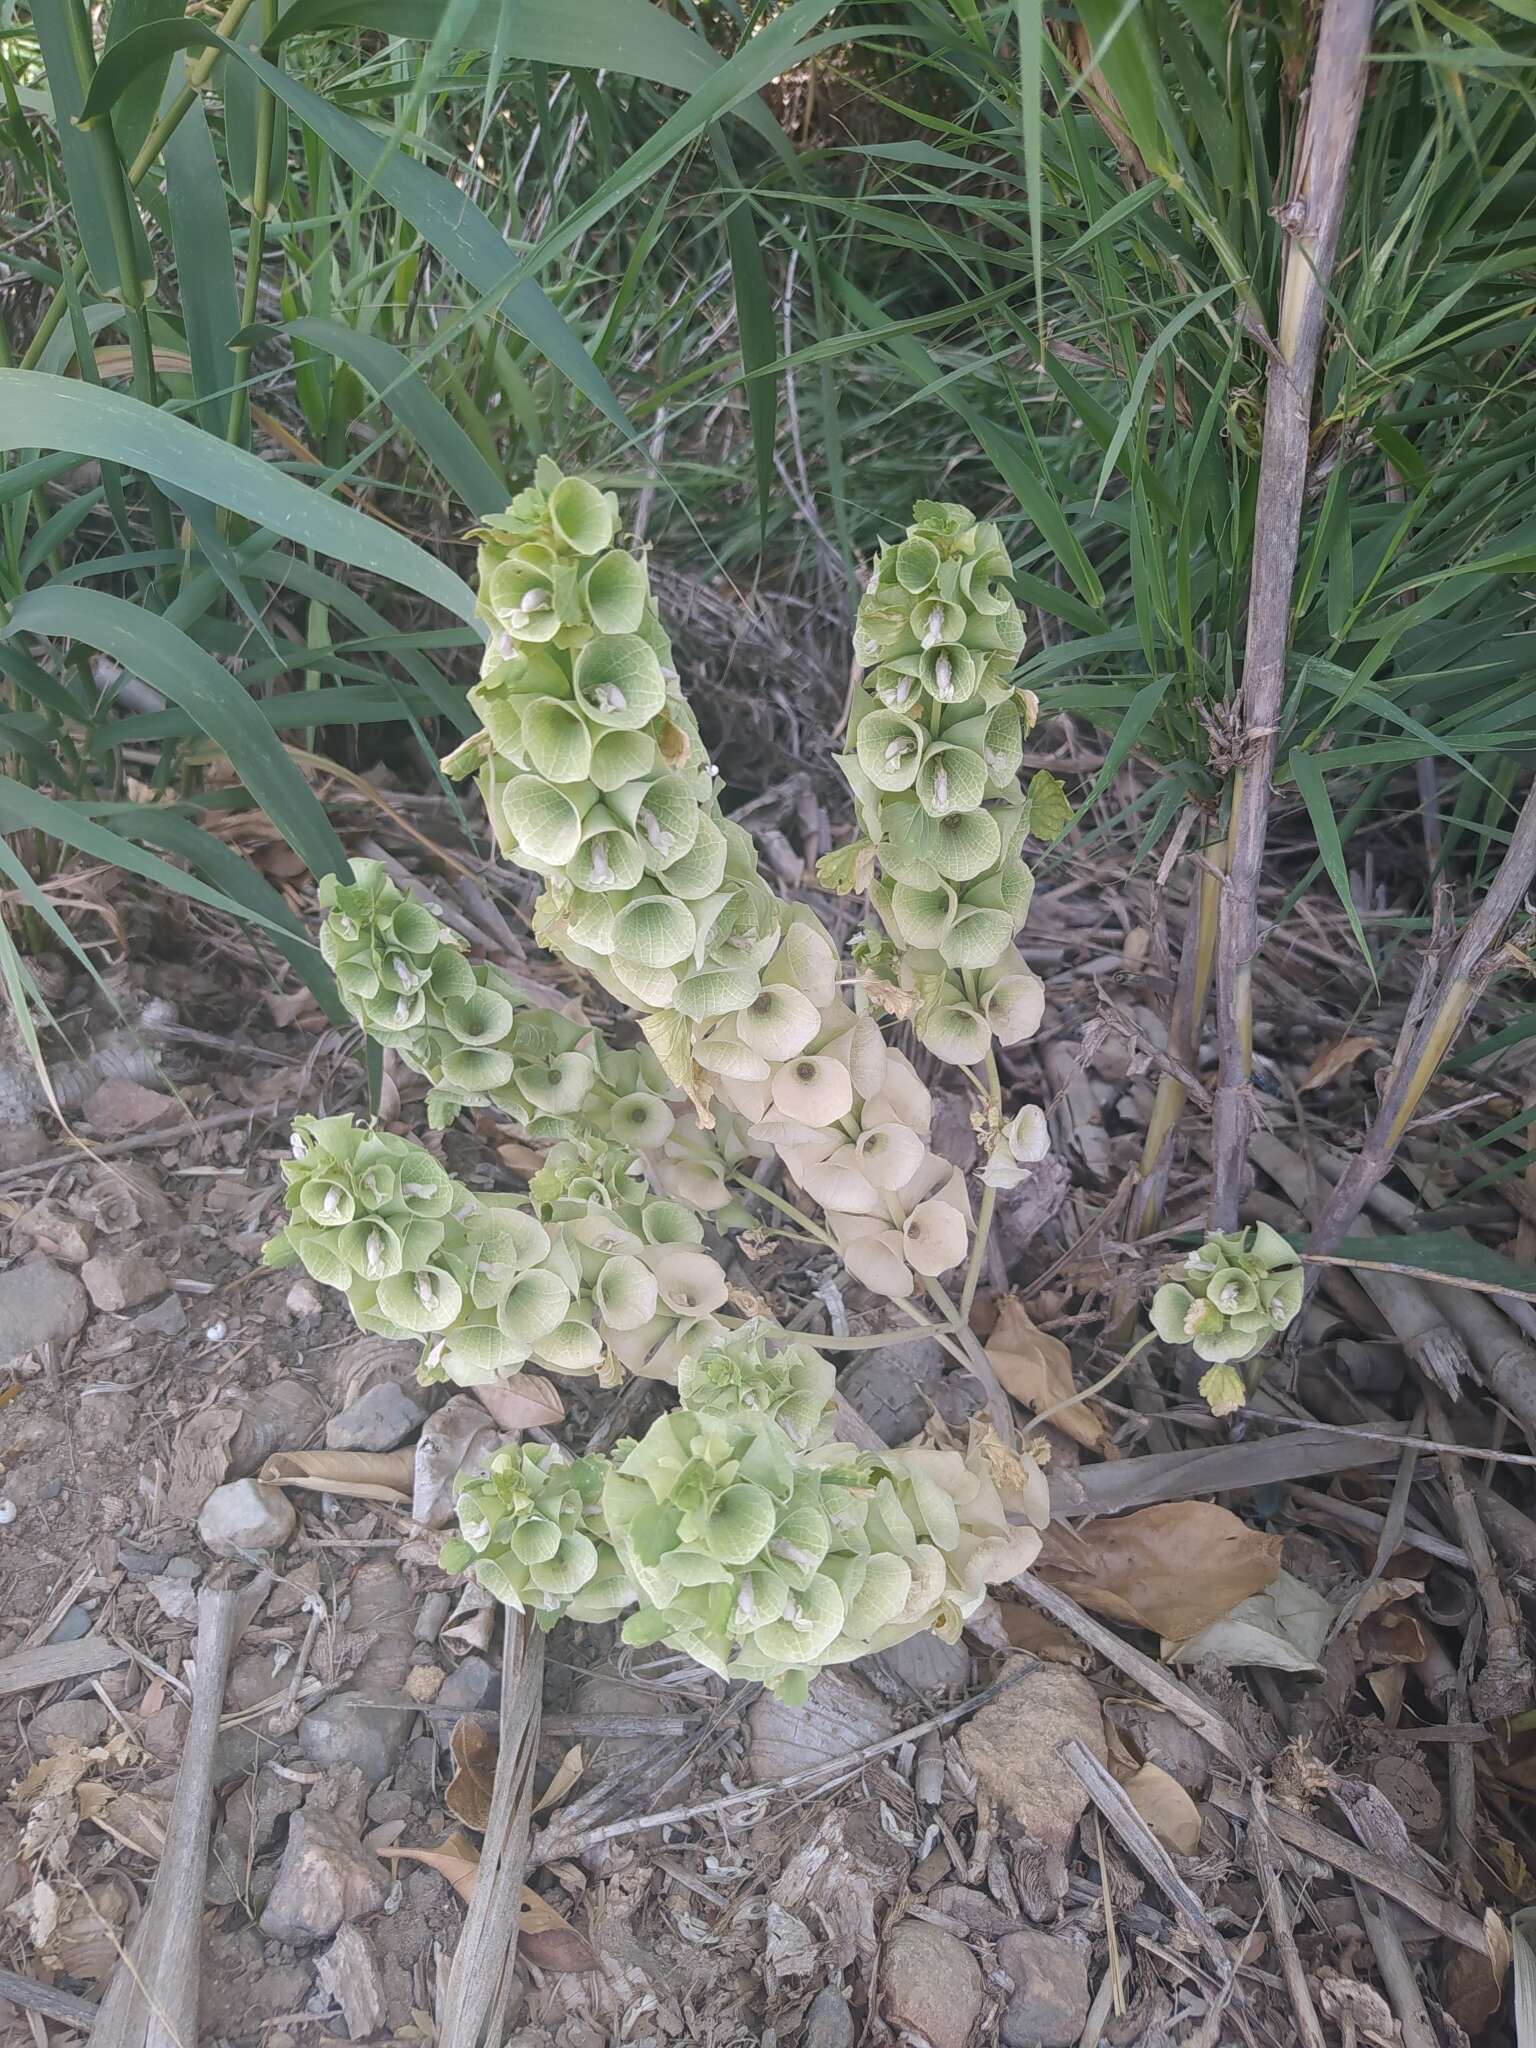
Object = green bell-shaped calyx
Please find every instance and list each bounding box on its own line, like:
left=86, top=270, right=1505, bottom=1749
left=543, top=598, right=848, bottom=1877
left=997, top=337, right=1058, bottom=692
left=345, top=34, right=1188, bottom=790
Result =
left=443, top=1443, right=634, bottom=1624
left=1150, top=1221, right=1303, bottom=1367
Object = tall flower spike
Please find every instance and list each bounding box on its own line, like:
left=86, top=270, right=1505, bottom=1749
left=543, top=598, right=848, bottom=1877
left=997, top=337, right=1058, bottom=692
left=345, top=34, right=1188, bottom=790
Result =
left=454, top=468, right=980, bottom=1302
left=828, top=499, right=1062, bottom=1071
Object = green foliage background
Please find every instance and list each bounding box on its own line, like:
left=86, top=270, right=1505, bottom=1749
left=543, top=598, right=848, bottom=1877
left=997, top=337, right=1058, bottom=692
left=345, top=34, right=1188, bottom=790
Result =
left=2, top=0, right=1534, bottom=1067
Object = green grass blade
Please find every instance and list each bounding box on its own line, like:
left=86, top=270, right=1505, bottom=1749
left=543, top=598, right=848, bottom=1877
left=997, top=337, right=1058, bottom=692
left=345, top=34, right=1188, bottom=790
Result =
left=0, top=373, right=476, bottom=620
left=6, top=585, right=348, bottom=882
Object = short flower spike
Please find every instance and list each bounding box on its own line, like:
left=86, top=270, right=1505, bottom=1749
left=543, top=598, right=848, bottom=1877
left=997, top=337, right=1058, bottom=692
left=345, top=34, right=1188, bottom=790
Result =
left=1151, top=1221, right=1303, bottom=1372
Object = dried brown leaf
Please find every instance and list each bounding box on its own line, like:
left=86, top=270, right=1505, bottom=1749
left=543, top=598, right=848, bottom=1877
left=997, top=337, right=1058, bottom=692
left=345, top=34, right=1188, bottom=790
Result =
left=1036, top=1501, right=1282, bottom=1640
left=985, top=1295, right=1106, bottom=1449
left=383, top=1831, right=480, bottom=1904
left=993, top=1602, right=1094, bottom=1669
left=1299, top=1035, right=1375, bottom=1092
left=259, top=1448, right=413, bottom=1503
left=533, top=1745, right=584, bottom=1816
left=471, top=1375, right=565, bottom=1432
left=1120, top=1762, right=1202, bottom=1855
left=445, top=1719, right=498, bottom=1832
left=380, top=1836, right=598, bottom=1971
left=518, top=1888, right=600, bottom=1973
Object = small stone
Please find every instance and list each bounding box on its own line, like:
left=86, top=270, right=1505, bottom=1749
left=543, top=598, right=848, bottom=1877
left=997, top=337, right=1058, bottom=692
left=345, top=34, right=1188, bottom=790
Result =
left=436, top=1654, right=497, bottom=1717
left=228, top=1379, right=328, bottom=1477
left=260, top=1808, right=389, bottom=1944
left=285, top=1278, right=324, bottom=1319
left=47, top=1606, right=92, bottom=1644
left=314, top=1923, right=386, bottom=2040
left=803, top=1986, right=854, bottom=2048
left=325, top=1380, right=429, bottom=1454
left=298, top=1694, right=407, bottom=1789
left=117, top=1541, right=172, bottom=1576
left=404, top=1665, right=443, bottom=1704
left=881, top=1921, right=983, bottom=2048
left=30, top=1700, right=109, bottom=1753
left=133, top=1293, right=187, bottom=1339
left=81, top=1250, right=167, bottom=1313
left=198, top=1479, right=296, bottom=1556
left=998, top=1930, right=1092, bottom=2048
left=0, top=1258, right=88, bottom=1366
left=14, top=1198, right=92, bottom=1265
left=959, top=1667, right=1107, bottom=1854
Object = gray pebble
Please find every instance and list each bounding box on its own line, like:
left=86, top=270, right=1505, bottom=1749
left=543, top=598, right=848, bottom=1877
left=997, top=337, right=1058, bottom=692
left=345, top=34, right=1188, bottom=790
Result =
left=324, top=1380, right=428, bottom=1454
left=0, top=1259, right=88, bottom=1366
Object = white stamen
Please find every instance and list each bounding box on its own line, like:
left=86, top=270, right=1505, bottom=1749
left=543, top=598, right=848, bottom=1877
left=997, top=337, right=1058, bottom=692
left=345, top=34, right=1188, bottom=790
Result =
left=322, top=1186, right=343, bottom=1217
left=521, top=587, right=550, bottom=612
left=638, top=809, right=673, bottom=855
left=366, top=1231, right=387, bottom=1279
left=403, top=1181, right=436, bottom=1202
left=334, top=914, right=358, bottom=942
left=932, top=767, right=950, bottom=808
left=415, top=1273, right=436, bottom=1308
left=594, top=682, right=626, bottom=714
left=394, top=995, right=412, bottom=1026
left=589, top=841, right=612, bottom=886
left=290, top=1133, right=307, bottom=1160
left=934, top=654, right=954, bottom=699
left=922, top=605, right=946, bottom=649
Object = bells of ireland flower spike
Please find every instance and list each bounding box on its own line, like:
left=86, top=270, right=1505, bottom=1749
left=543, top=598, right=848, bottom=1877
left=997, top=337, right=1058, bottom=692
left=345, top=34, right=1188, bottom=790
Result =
left=442, top=1444, right=634, bottom=1625
left=824, top=498, right=1063, bottom=1064
left=676, top=1323, right=837, bottom=1450
left=1149, top=1221, right=1304, bottom=1369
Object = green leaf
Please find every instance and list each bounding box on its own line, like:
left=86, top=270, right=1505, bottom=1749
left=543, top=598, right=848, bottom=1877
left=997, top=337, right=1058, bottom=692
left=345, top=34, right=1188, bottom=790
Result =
left=5, top=586, right=347, bottom=883
left=1289, top=750, right=1374, bottom=983
left=710, top=127, right=778, bottom=538
left=0, top=373, right=475, bottom=621
left=79, top=22, right=634, bottom=436
left=29, top=3, right=152, bottom=295
left=1316, top=1231, right=1536, bottom=1302
left=271, top=316, right=507, bottom=516
left=163, top=82, right=240, bottom=436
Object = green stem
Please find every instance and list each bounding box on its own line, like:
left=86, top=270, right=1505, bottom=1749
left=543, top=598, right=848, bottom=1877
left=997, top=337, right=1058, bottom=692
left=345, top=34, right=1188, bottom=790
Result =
left=226, top=0, right=279, bottom=452
left=61, top=0, right=174, bottom=554
left=1021, top=1329, right=1154, bottom=1443
left=959, top=1044, right=1002, bottom=1319
left=20, top=0, right=263, bottom=374
left=729, top=1171, right=838, bottom=1250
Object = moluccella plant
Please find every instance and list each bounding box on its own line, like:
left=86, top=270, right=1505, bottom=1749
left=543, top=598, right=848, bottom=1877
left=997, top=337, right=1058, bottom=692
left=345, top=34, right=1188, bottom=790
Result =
left=827, top=501, right=1066, bottom=1070
left=1150, top=1223, right=1305, bottom=1415
left=267, top=462, right=1065, bottom=1696
left=442, top=1324, right=1042, bottom=1703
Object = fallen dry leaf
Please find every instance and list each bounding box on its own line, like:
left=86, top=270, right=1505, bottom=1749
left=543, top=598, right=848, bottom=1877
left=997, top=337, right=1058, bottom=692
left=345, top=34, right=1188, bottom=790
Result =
left=82, top=1078, right=182, bottom=1136
left=985, top=1295, right=1106, bottom=1449
left=518, top=1888, right=600, bottom=1973
left=1120, top=1762, right=1202, bottom=1855
left=166, top=1406, right=241, bottom=1520
left=1300, top=1035, right=1375, bottom=1092
left=533, top=1744, right=584, bottom=1816
left=445, top=1719, right=498, bottom=1832
left=994, top=1602, right=1094, bottom=1669
left=471, top=1374, right=566, bottom=1432
left=383, top=1831, right=479, bottom=1904
left=259, top=1448, right=414, bottom=1503
left=382, top=1835, right=598, bottom=1971
left=494, top=1137, right=545, bottom=1174
left=1166, top=1569, right=1333, bottom=1671
left=1035, top=1501, right=1282, bottom=1640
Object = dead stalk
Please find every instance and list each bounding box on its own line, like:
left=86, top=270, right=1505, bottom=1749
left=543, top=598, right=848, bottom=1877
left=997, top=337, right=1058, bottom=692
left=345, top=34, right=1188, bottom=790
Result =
left=1303, top=775, right=1536, bottom=1263
left=1208, top=0, right=1377, bottom=1227
left=1130, top=825, right=1224, bottom=1242
left=439, top=1616, right=544, bottom=2048
left=1421, top=1391, right=1534, bottom=1719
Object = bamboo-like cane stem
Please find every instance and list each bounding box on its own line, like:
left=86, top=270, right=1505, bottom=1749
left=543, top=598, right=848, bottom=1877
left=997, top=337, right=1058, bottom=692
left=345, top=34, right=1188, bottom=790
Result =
left=1208, top=0, right=1377, bottom=1227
